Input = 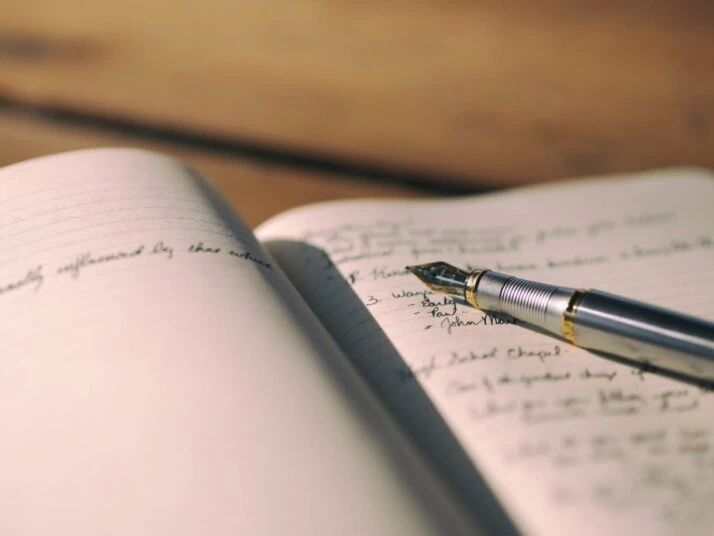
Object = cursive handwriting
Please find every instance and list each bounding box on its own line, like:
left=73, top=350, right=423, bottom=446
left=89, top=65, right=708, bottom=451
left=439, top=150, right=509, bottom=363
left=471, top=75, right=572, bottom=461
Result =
left=441, top=314, right=519, bottom=334
left=4, top=239, right=272, bottom=298
left=0, top=265, right=44, bottom=297
left=262, top=188, right=714, bottom=533
left=229, top=249, right=272, bottom=269
left=57, top=245, right=145, bottom=278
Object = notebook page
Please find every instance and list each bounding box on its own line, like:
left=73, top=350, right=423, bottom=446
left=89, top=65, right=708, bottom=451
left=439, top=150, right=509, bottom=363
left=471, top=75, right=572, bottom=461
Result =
left=257, top=169, right=714, bottom=536
left=0, top=149, right=475, bottom=535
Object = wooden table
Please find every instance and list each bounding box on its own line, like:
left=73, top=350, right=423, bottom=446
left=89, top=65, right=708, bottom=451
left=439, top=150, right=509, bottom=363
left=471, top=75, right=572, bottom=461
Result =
left=2, top=1, right=713, bottom=223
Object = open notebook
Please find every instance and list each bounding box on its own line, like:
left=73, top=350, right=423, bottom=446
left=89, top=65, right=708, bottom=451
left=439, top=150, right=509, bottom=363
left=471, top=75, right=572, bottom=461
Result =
left=1, top=149, right=712, bottom=536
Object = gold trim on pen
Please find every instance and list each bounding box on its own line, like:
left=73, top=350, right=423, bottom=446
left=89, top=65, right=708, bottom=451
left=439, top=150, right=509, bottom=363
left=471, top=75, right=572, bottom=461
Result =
left=562, top=289, right=588, bottom=344
left=464, top=269, right=489, bottom=309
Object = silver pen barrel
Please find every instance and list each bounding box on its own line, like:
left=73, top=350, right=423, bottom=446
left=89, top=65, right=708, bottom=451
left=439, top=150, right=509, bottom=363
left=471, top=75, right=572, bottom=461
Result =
left=470, top=270, right=714, bottom=383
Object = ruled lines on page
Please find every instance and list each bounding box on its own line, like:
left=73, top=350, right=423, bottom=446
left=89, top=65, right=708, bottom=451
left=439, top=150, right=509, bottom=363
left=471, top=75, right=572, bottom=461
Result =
left=257, top=169, right=714, bottom=536
left=0, top=149, right=475, bottom=536
left=0, top=149, right=271, bottom=321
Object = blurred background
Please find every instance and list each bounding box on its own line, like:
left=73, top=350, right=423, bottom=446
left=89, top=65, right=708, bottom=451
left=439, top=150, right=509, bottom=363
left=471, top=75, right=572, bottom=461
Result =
left=2, top=0, right=713, bottom=225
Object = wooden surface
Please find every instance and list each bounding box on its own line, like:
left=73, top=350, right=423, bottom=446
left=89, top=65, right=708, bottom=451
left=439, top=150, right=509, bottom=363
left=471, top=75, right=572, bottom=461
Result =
left=2, top=1, right=713, bottom=186
left=0, top=110, right=422, bottom=227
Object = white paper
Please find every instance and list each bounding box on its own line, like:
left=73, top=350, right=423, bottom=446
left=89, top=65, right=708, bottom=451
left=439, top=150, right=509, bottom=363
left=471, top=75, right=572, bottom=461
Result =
left=258, top=168, right=714, bottom=536
left=0, top=149, right=474, bottom=536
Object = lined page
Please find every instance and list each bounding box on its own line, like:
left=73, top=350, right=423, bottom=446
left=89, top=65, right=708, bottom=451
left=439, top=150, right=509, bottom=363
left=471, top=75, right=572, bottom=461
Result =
left=257, top=168, right=714, bottom=536
left=0, top=149, right=475, bottom=535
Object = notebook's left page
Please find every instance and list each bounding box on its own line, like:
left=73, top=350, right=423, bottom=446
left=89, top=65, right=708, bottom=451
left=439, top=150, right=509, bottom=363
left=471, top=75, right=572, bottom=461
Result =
left=0, top=149, right=474, bottom=536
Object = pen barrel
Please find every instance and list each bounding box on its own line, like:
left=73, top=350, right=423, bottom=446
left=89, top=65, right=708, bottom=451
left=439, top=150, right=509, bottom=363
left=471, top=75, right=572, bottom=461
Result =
left=572, top=290, right=714, bottom=382
left=472, top=271, right=714, bottom=383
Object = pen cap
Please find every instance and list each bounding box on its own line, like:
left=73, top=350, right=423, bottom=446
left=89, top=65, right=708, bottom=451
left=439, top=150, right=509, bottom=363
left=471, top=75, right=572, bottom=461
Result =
left=572, top=290, right=714, bottom=381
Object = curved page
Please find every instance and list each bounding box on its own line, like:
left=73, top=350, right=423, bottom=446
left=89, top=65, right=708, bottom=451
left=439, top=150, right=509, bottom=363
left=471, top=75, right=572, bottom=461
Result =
left=0, top=149, right=473, bottom=535
left=257, top=169, right=714, bottom=536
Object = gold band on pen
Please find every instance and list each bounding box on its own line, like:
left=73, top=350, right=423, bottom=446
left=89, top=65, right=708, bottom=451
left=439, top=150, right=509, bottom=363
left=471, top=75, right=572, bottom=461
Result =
left=562, top=289, right=588, bottom=344
left=464, top=269, right=489, bottom=309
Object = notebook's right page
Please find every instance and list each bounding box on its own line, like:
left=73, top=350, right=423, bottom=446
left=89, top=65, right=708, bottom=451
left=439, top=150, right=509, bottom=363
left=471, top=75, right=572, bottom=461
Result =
left=258, top=169, right=714, bottom=536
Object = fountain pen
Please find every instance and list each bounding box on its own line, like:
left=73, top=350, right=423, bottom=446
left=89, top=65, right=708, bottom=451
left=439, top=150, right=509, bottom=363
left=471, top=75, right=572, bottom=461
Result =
left=406, top=262, right=714, bottom=384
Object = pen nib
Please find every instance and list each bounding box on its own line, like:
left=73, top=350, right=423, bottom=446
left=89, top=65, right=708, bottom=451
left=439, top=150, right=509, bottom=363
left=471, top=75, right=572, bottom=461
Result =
left=405, top=262, right=470, bottom=296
